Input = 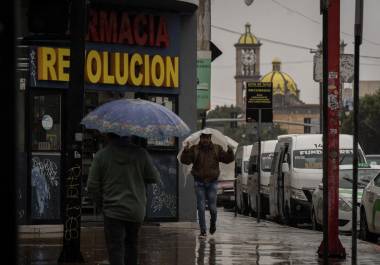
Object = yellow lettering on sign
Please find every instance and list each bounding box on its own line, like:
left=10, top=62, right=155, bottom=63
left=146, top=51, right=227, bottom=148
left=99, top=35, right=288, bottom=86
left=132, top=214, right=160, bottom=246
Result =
left=151, top=55, right=165, bottom=87
left=101, top=51, right=115, bottom=84
left=130, top=53, right=143, bottom=86
left=56, top=48, right=70, bottom=81
left=85, top=50, right=102, bottom=83
left=143, top=54, right=150, bottom=86
left=166, top=56, right=179, bottom=88
left=36, top=46, right=180, bottom=89
left=111, top=52, right=129, bottom=85
left=37, top=47, right=58, bottom=81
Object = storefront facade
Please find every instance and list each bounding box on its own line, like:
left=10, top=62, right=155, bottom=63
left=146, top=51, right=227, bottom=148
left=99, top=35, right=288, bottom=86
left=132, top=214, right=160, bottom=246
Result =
left=16, top=0, right=198, bottom=225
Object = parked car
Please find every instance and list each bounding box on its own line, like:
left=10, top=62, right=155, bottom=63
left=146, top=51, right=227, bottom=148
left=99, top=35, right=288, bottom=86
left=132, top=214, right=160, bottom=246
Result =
left=247, top=140, right=277, bottom=217
left=311, top=166, right=379, bottom=232
left=217, top=165, right=235, bottom=209
left=360, top=171, right=380, bottom=242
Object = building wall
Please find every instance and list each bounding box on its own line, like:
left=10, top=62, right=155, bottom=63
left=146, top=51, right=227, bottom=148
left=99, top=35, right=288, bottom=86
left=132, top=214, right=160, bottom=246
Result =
left=274, top=111, right=319, bottom=134
left=359, top=81, right=380, bottom=97
left=178, top=11, right=197, bottom=222
left=18, top=0, right=199, bottom=224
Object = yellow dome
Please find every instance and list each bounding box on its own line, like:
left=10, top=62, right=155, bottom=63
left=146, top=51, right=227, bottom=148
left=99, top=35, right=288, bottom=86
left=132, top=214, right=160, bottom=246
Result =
left=260, top=59, right=298, bottom=96
left=238, top=23, right=258, bottom=44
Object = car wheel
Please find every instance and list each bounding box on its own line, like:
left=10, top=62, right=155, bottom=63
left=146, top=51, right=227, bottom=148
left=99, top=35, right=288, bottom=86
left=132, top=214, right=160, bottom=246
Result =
left=360, top=209, right=377, bottom=242
left=311, top=208, right=321, bottom=231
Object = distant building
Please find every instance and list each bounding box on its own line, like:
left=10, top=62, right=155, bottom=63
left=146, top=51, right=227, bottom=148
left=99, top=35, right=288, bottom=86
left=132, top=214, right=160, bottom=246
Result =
left=234, top=24, right=319, bottom=134
left=234, top=23, right=262, bottom=110
left=359, top=81, right=380, bottom=97
left=261, top=59, right=320, bottom=134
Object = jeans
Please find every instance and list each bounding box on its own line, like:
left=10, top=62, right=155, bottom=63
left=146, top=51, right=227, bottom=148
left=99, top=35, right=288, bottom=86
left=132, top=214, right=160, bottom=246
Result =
left=103, top=215, right=141, bottom=265
left=194, top=180, right=218, bottom=232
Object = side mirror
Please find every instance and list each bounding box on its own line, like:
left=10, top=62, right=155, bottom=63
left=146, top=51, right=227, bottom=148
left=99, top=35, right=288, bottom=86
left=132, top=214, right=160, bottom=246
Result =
left=281, top=162, right=289, bottom=173
left=318, top=183, right=323, bottom=190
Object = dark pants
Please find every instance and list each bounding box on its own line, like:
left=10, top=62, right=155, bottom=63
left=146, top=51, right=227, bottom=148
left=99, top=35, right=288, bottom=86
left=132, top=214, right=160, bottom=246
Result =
left=103, top=215, right=141, bottom=265
left=194, top=180, right=218, bottom=232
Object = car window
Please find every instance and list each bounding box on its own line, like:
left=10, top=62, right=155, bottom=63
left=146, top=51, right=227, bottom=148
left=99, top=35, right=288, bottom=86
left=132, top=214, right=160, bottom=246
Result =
left=243, top=161, right=249, bottom=173
left=374, top=173, right=380, bottom=187
left=271, top=152, right=279, bottom=175
left=367, top=156, right=380, bottom=165
left=340, top=177, right=354, bottom=189
left=261, top=153, right=274, bottom=172
left=293, top=149, right=366, bottom=169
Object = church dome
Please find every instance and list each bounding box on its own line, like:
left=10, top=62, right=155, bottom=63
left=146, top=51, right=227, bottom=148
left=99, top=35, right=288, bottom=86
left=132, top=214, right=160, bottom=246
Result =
left=260, top=58, right=298, bottom=96
left=238, top=23, right=258, bottom=45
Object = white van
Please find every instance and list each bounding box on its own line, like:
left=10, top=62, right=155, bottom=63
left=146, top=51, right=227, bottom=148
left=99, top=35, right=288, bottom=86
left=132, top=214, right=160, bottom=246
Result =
left=235, top=145, right=253, bottom=215
left=269, top=134, right=367, bottom=225
left=247, top=140, right=278, bottom=217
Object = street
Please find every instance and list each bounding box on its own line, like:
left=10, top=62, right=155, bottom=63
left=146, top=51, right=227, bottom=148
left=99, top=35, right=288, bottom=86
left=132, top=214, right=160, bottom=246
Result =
left=18, top=208, right=380, bottom=265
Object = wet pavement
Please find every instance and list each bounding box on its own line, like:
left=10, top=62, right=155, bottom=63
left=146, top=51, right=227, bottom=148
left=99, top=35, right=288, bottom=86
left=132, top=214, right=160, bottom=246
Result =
left=18, top=209, right=380, bottom=265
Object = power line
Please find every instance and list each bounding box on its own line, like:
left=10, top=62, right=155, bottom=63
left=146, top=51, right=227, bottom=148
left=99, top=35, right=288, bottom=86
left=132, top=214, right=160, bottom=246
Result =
left=271, top=0, right=380, bottom=47
left=212, top=60, right=312, bottom=68
left=211, top=24, right=380, bottom=60
left=271, top=0, right=320, bottom=24
left=211, top=25, right=315, bottom=52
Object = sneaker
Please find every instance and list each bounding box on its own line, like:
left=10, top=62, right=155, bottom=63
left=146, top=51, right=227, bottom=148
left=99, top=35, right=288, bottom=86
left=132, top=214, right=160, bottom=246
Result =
left=199, top=230, right=207, bottom=238
left=209, top=223, right=216, bottom=235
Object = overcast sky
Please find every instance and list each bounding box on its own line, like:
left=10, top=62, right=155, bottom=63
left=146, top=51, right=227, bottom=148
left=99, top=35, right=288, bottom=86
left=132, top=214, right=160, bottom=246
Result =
left=210, top=0, right=380, bottom=108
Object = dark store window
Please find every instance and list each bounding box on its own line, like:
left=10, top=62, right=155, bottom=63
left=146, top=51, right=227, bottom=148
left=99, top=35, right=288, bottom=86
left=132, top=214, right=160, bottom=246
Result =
left=31, top=94, right=62, bottom=151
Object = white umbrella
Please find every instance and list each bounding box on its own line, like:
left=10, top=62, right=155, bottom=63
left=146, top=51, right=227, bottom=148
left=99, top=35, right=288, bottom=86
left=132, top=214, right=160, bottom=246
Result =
left=177, top=128, right=238, bottom=186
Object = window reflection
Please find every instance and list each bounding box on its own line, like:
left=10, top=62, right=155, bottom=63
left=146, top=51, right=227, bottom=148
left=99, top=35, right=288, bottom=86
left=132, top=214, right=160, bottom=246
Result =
left=32, top=95, right=61, bottom=151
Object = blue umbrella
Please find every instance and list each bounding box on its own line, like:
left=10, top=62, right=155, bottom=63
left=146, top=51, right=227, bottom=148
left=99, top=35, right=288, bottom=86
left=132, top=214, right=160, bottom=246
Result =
left=81, top=98, right=191, bottom=139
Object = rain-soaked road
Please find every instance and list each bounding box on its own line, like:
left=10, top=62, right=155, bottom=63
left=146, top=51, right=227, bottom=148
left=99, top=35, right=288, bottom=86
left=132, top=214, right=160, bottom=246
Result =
left=18, top=209, right=380, bottom=265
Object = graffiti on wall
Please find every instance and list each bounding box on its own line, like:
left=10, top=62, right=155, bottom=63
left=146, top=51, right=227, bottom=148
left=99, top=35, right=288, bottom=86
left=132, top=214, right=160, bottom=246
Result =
left=31, top=154, right=60, bottom=219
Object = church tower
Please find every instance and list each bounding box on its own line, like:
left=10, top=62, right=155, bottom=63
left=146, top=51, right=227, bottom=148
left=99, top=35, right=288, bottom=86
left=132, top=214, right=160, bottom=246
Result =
left=234, top=23, right=261, bottom=109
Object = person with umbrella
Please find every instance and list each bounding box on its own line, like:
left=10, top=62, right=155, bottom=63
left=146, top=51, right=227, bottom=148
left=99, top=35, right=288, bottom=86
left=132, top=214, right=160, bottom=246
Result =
left=87, top=133, right=160, bottom=265
left=83, top=98, right=190, bottom=265
left=180, top=130, right=235, bottom=238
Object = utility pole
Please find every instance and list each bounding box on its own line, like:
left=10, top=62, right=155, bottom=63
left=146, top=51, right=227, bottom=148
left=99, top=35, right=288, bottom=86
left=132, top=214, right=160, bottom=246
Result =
left=3, top=0, right=17, bottom=264
left=58, top=0, right=86, bottom=262
left=352, top=1, right=363, bottom=264
left=318, top=0, right=346, bottom=260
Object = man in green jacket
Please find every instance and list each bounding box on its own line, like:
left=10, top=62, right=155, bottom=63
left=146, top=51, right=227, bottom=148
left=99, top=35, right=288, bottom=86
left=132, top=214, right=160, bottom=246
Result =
left=180, top=133, right=234, bottom=238
left=87, top=133, right=160, bottom=265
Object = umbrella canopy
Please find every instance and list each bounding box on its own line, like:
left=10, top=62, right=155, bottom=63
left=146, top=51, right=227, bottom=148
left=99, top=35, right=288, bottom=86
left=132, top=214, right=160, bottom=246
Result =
left=177, top=128, right=238, bottom=186
left=81, top=98, right=190, bottom=139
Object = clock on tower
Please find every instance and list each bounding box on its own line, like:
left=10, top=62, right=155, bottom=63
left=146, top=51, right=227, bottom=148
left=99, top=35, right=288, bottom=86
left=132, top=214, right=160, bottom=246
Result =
left=234, top=23, right=261, bottom=109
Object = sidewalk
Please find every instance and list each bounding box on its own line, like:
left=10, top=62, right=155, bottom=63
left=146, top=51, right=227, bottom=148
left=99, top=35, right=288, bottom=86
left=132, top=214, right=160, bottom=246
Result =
left=18, top=209, right=380, bottom=265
